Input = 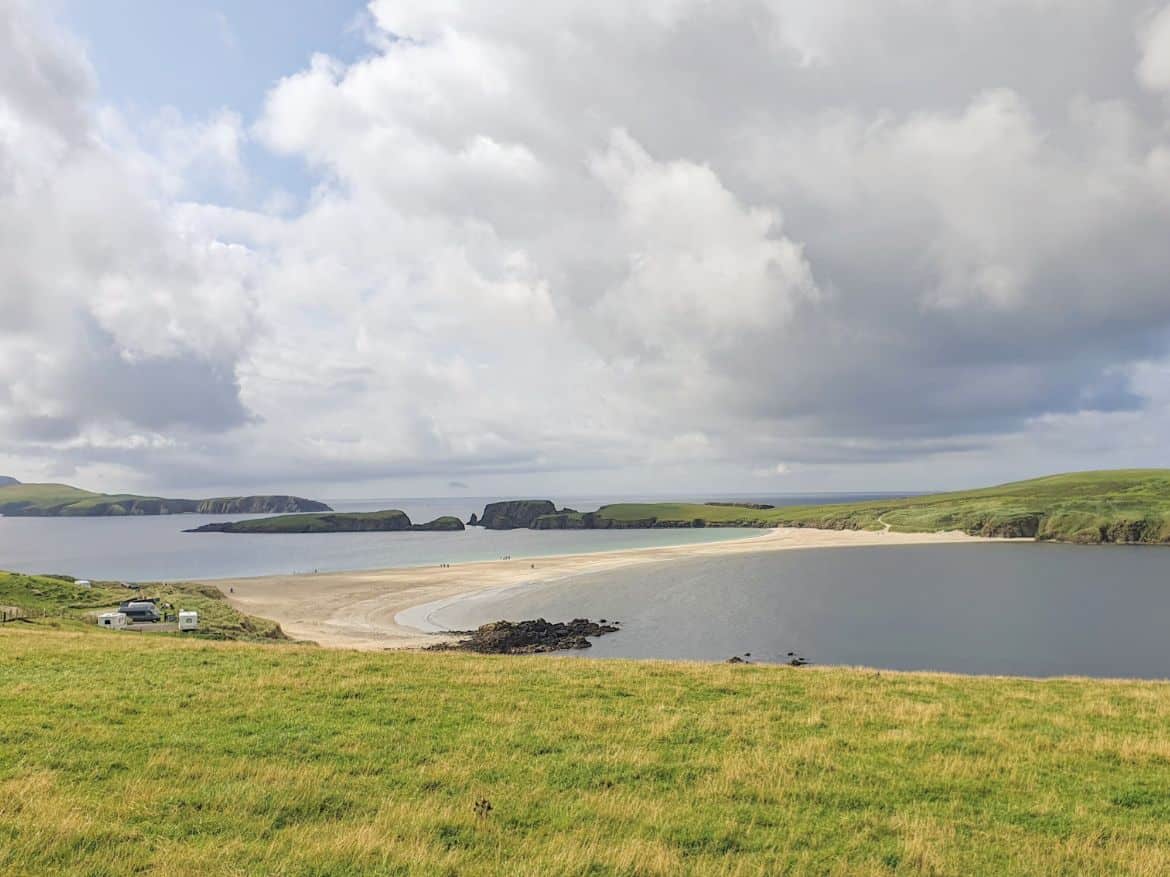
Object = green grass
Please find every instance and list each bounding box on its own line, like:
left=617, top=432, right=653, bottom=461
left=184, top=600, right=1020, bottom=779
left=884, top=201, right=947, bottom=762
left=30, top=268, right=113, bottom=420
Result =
left=540, top=469, right=1170, bottom=543
left=0, top=571, right=288, bottom=642
left=0, top=482, right=98, bottom=514
left=2, top=628, right=1170, bottom=875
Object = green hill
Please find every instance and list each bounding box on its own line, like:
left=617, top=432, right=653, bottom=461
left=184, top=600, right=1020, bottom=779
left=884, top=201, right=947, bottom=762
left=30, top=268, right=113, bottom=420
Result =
left=532, top=469, right=1170, bottom=543
left=0, top=481, right=332, bottom=517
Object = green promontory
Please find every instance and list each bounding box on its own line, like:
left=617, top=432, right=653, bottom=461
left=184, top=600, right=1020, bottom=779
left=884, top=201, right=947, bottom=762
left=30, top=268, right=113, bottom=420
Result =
left=529, top=469, right=1170, bottom=544
left=0, top=481, right=331, bottom=517
left=187, top=510, right=465, bottom=534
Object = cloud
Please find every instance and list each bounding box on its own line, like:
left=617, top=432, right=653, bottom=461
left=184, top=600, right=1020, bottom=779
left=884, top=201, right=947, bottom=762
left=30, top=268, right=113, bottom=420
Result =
left=0, top=0, right=256, bottom=473
left=1139, top=3, right=1170, bottom=93
left=6, top=0, right=1170, bottom=492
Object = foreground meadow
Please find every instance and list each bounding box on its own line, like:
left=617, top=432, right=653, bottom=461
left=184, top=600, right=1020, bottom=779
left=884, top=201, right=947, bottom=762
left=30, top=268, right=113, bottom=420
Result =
left=3, top=629, right=1170, bottom=875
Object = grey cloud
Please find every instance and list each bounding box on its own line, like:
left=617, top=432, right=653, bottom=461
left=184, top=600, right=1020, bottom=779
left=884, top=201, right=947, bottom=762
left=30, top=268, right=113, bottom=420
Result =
left=66, top=326, right=253, bottom=434
left=8, top=0, right=1170, bottom=491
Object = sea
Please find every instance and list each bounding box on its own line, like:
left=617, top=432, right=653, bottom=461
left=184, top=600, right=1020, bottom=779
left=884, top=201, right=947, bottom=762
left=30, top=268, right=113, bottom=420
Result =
left=8, top=492, right=1168, bottom=679
left=430, top=542, right=1170, bottom=679
left=0, top=492, right=895, bottom=581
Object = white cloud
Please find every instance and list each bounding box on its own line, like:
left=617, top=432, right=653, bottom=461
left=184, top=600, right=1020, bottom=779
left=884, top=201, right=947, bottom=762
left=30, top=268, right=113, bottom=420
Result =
left=1139, top=3, right=1170, bottom=92
left=6, top=0, right=1170, bottom=493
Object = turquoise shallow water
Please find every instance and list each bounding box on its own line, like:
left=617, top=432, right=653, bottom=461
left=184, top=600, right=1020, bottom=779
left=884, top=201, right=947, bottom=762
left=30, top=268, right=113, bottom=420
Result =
left=430, top=542, right=1170, bottom=679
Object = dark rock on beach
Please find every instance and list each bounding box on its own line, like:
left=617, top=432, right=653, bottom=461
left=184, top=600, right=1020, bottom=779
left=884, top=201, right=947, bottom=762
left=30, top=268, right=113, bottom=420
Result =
left=429, top=618, right=619, bottom=654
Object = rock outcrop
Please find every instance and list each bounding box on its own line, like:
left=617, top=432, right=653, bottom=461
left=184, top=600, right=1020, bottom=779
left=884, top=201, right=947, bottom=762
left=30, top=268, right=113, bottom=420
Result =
left=531, top=512, right=660, bottom=530
left=474, top=500, right=557, bottom=529
left=0, top=476, right=19, bottom=487
left=414, top=516, right=466, bottom=532
left=428, top=618, right=619, bottom=654
left=969, top=514, right=1041, bottom=539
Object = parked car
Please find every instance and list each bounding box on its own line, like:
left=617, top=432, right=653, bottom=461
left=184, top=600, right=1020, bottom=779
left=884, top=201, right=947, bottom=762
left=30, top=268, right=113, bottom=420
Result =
left=118, top=600, right=161, bottom=623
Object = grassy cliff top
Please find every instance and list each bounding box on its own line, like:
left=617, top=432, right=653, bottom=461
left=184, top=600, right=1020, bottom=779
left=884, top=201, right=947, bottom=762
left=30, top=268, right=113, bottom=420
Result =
left=544, top=469, right=1170, bottom=542
left=2, top=628, right=1170, bottom=874
left=0, top=482, right=97, bottom=512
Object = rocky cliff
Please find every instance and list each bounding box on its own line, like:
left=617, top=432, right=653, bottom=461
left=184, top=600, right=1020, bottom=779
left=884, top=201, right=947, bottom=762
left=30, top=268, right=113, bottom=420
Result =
left=531, top=511, right=660, bottom=530
left=473, top=500, right=558, bottom=529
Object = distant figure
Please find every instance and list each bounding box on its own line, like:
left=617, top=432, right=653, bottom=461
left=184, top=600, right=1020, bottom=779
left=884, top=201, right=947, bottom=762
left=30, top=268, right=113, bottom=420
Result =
left=229, top=587, right=234, bottom=594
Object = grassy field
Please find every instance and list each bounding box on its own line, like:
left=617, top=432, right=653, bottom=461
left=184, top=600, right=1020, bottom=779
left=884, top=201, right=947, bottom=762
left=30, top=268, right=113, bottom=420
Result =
left=538, top=470, right=1170, bottom=543
left=0, top=571, right=287, bottom=642
left=2, top=627, right=1170, bottom=876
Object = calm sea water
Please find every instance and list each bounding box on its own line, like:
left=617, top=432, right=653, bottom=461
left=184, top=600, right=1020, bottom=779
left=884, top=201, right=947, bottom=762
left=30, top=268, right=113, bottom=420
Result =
left=430, top=543, right=1170, bottom=679
left=0, top=493, right=894, bottom=581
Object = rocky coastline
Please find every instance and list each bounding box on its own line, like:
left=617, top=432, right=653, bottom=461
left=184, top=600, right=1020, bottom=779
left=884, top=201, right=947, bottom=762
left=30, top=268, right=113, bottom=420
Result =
left=428, top=618, right=620, bottom=654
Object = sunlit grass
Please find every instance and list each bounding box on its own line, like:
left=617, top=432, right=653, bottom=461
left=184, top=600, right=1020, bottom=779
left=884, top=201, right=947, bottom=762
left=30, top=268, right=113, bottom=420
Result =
left=3, top=628, right=1170, bottom=875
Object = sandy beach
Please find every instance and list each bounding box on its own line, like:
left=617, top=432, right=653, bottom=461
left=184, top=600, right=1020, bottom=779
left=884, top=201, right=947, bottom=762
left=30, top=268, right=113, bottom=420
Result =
left=208, top=526, right=993, bottom=650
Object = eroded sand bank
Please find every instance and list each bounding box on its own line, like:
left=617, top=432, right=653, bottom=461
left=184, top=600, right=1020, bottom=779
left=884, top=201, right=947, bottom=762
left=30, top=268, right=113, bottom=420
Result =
left=208, top=527, right=993, bottom=650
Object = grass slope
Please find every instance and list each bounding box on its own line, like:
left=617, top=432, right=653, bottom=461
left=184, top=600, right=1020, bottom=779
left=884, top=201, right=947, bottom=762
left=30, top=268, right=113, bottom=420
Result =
left=2, top=629, right=1170, bottom=875
left=542, top=469, right=1170, bottom=543
left=0, top=571, right=287, bottom=642
left=0, top=482, right=97, bottom=514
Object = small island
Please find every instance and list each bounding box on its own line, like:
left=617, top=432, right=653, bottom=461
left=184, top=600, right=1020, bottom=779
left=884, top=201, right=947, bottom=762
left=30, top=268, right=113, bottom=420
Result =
left=186, top=510, right=465, bottom=534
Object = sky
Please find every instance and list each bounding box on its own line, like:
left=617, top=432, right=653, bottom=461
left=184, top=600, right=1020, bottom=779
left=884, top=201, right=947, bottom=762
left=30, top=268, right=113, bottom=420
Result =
left=3, top=0, right=1170, bottom=499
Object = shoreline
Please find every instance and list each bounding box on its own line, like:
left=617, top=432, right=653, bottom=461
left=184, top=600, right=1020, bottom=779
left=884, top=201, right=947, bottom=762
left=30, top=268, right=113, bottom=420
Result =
left=208, top=525, right=1000, bottom=651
